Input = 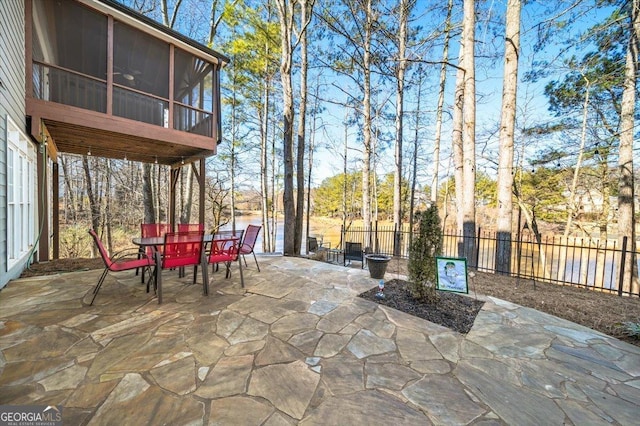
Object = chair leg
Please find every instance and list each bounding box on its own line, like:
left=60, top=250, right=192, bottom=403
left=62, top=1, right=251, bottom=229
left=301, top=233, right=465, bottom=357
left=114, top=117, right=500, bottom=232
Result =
left=193, top=265, right=198, bottom=284
left=242, top=254, right=248, bottom=268
left=238, top=257, right=244, bottom=288
left=90, top=268, right=109, bottom=306
left=155, top=252, right=163, bottom=304
left=252, top=252, right=260, bottom=272
left=225, top=261, right=231, bottom=279
left=146, top=265, right=155, bottom=293
left=201, top=258, right=209, bottom=296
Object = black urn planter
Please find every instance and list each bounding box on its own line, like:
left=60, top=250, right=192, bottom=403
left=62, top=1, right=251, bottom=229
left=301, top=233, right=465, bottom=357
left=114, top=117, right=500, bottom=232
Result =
left=365, top=254, right=391, bottom=279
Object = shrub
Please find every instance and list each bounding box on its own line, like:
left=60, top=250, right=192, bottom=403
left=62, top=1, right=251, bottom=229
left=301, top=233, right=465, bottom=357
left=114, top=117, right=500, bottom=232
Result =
left=618, top=321, right=640, bottom=339
left=408, top=205, right=442, bottom=302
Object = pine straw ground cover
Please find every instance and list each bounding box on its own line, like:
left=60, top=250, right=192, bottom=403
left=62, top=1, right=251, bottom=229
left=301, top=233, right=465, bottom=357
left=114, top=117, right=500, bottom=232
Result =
left=19, top=256, right=640, bottom=347
left=366, top=258, right=640, bottom=347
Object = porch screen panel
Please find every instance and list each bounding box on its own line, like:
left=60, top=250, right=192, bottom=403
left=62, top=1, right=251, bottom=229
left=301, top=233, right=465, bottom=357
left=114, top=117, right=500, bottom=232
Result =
left=31, top=0, right=107, bottom=112
left=113, top=21, right=169, bottom=126
left=173, top=48, right=213, bottom=137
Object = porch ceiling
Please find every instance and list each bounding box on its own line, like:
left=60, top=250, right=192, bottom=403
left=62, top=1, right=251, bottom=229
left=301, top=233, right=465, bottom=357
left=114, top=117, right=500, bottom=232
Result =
left=43, top=119, right=213, bottom=166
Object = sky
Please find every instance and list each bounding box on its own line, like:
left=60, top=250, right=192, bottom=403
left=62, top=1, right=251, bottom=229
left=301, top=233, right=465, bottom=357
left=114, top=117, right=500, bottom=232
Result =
left=302, top=1, right=625, bottom=190
left=117, top=0, right=631, bottom=192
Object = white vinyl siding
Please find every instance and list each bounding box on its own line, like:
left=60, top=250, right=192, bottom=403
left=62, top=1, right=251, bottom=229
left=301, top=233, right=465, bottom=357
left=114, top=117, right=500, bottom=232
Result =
left=1, top=0, right=27, bottom=288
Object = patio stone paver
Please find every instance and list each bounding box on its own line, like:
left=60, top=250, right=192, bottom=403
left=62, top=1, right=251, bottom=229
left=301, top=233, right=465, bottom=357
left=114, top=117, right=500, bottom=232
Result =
left=196, top=354, right=253, bottom=398
left=1, top=255, right=640, bottom=425
left=248, top=360, right=320, bottom=419
left=396, top=328, right=442, bottom=362
left=402, top=374, right=486, bottom=424
left=346, top=329, right=396, bottom=358
left=299, top=390, right=430, bottom=425
left=209, top=396, right=274, bottom=425
left=364, top=362, right=421, bottom=390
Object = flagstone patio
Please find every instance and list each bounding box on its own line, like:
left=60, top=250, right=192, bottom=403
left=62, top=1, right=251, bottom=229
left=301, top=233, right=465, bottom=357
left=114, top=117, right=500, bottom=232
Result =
left=1, top=256, right=639, bottom=425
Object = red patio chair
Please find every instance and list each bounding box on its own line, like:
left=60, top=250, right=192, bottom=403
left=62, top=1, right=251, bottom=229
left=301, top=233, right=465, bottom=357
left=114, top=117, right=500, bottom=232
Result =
left=141, top=223, right=171, bottom=238
left=206, top=236, right=244, bottom=288
left=138, top=223, right=170, bottom=281
left=155, top=230, right=207, bottom=303
left=88, top=229, right=155, bottom=306
left=240, top=224, right=261, bottom=271
left=177, top=223, right=205, bottom=232
left=209, top=229, right=244, bottom=272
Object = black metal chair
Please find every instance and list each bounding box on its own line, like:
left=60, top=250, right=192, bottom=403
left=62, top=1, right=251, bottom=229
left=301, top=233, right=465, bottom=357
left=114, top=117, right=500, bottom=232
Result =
left=307, top=236, right=330, bottom=253
left=344, top=242, right=364, bottom=268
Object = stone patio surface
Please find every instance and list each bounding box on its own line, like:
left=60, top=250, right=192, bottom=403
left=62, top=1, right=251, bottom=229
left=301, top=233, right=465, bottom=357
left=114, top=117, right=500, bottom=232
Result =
left=1, top=256, right=639, bottom=425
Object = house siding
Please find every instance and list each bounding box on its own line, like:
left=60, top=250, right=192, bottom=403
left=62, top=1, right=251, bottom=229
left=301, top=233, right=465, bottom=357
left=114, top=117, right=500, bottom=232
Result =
left=0, top=0, right=28, bottom=289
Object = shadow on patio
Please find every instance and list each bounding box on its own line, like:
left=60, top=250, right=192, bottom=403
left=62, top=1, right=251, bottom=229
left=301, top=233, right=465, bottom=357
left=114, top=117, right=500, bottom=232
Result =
left=1, top=256, right=639, bottom=425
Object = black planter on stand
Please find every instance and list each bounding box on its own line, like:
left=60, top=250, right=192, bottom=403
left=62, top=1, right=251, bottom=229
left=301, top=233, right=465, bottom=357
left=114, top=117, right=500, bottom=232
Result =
left=365, top=254, right=391, bottom=279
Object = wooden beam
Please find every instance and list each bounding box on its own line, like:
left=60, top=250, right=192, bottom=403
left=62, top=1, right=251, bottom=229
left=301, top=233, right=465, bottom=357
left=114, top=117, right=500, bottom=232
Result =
left=52, top=162, right=59, bottom=259
left=37, top=145, right=49, bottom=262
left=170, top=167, right=180, bottom=230
left=198, top=159, right=205, bottom=225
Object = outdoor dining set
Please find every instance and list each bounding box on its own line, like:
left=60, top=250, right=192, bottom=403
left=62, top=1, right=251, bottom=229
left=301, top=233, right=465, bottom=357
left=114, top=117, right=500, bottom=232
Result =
left=88, top=223, right=261, bottom=305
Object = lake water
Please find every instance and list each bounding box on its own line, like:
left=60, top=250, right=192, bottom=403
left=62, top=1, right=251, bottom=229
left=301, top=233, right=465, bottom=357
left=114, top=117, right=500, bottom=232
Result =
left=221, top=215, right=343, bottom=254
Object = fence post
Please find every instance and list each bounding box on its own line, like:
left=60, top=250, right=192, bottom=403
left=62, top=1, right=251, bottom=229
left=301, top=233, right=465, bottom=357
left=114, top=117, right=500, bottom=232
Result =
left=374, top=221, right=379, bottom=253
left=475, top=227, right=481, bottom=270
left=618, top=236, right=627, bottom=296
left=393, top=223, right=401, bottom=257
left=340, top=224, right=344, bottom=251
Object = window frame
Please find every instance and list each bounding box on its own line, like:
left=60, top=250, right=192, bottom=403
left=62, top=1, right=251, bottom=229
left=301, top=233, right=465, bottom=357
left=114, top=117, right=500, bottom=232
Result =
left=6, top=116, right=38, bottom=268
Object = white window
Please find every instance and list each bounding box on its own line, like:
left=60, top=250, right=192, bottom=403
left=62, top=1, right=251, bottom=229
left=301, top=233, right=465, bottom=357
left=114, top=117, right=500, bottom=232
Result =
left=6, top=116, right=37, bottom=268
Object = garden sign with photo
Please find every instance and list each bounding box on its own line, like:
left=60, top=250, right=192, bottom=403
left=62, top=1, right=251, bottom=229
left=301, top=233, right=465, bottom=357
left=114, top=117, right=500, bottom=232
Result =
left=436, top=257, right=468, bottom=294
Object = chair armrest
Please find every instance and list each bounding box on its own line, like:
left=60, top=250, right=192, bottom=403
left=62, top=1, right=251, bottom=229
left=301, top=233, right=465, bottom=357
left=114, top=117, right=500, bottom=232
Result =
left=111, top=247, right=154, bottom=262
left=319, top=241, right=331, bottom=250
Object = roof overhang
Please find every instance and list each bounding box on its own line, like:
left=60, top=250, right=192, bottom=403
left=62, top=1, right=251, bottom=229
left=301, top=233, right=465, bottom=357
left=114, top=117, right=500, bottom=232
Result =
left=85, top=0, right=230, bottom=66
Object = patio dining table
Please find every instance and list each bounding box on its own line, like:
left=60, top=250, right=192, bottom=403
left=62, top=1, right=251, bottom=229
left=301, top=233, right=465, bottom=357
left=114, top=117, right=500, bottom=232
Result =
left=132, top=233, right=240, bottom=302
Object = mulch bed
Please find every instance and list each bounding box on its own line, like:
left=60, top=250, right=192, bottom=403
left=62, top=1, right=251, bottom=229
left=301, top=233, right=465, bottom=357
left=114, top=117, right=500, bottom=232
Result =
left=359, top=279, right=485, bottom=334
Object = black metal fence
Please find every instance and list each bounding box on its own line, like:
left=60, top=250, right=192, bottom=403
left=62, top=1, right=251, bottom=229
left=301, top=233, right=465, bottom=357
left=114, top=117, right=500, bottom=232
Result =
left=342, top=224, right=640, bottom=297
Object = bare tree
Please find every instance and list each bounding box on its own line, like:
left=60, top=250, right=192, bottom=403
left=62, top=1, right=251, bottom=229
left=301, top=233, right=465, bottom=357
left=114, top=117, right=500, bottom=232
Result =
left=451, top=38, right=465, bottom=239
left=431, top=0, right=453, bottom=205
left=461, top=0, right=476, bottom=266
left=295, top=0, right=313, bottom=253
left=495, top=0, right=521, bottom=274
left=275, top=0, right=314, bottom=255
left=393, top=0, right=410, bottom=230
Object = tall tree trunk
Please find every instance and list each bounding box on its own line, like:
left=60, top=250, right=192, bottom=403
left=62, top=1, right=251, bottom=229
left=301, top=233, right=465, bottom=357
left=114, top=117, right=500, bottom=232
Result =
left=271, top=118, right=277, bottom=252
left=230, top=84, right=238, bottom=231
left=295, top=0, right=310, bottom=254
left=306, top=76, right=320, bottom=252
left=361, top=0, right=374, bottom=247
left=563, top=77, right=590, bottom=238
left=342, top=117, right=348, bottom=248
left=495, top=0, right=521, bottom=274
left=409, top=66, right=424, bottom=248
left=452, top=39, right=465, bottom=246
left=105, top=159, right=113, bottom=253
left=143, top=163, right=155, bottom=223
left=60, top=156, right=77, bottom=222
left=393, top=0, right=409, bottom=229
left=180, top=166, right=194, bottom=224
left=83, top=157, right=101, bottom=235
left=276, top=0, right=296, bottom=256
left=618, top=0, right=639, bottom=295
left=261, top=75, right=272, bottom=252
left=432, top=0, right=453, bottom=204
left=461, top=0, right=477, bottom=266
